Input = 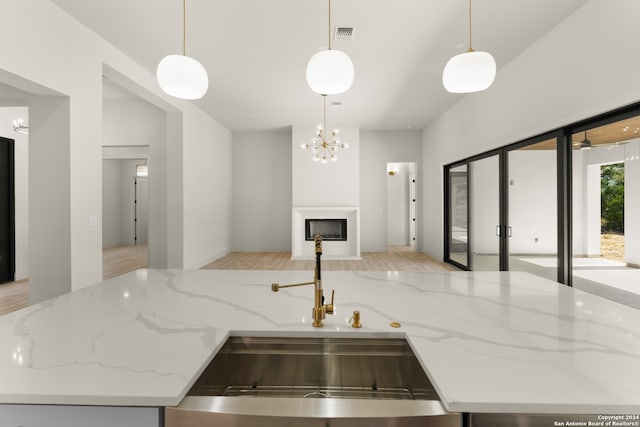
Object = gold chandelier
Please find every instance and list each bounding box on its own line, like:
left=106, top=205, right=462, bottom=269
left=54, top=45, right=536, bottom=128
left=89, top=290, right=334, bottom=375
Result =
left=301, top=95, right=349, bottom=163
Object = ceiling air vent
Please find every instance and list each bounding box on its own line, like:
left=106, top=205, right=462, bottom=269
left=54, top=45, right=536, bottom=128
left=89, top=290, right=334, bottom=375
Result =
left=334, top=26, right=355, bottom=41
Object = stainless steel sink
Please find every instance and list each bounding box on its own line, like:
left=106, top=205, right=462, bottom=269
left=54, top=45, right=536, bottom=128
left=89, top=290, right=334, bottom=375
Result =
left=188, top=336, right=439, bottom=400
left=165, top=336, right=459, bottom=427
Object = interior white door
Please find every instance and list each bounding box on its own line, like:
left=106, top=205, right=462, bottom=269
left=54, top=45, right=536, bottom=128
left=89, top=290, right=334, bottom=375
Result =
left=409, top=173, right=416, bottom=249
left=135, top=177, right=149, bottom=245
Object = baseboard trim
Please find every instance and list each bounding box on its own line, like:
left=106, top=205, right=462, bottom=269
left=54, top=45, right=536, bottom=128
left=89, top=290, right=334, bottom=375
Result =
left=14, top=271, right=29, bottom=281
left=186, top=250, right=231, bottom=270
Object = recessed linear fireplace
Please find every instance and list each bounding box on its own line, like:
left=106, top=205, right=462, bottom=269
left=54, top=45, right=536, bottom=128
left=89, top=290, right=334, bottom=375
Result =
left=305, top=219, right=347, bottom=241
left=292, top=207, right=360, bottom=260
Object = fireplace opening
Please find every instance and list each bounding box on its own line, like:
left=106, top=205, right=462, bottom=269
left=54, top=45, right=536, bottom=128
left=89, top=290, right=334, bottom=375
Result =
left=305, top=219, right=347, bottom=241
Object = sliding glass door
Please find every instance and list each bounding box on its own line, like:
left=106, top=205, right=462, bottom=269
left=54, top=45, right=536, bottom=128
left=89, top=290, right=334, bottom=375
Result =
left=445, top=102, right=640, bottom=307
left=469, top=154, right=500, bottom=271
left=445, top=134, right=561, bottom=281
left=447, top=164, right=469, bottom=268
left=507, top=138, right=558, bottom=281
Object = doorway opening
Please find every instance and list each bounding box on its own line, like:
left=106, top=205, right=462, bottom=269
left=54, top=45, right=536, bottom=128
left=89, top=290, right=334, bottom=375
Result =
left=600, top=163, right=624, bottom=263
left=386, top=162, right=417, bottom=252
left=0, top=101, right=29, bottom=293
left=102, top=158, right=148, bottom=279
left=570, top=116, right=640, bottom=304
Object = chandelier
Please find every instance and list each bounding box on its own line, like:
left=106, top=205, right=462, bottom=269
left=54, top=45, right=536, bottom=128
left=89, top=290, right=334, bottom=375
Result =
left=12, top=118, right=29, bottom=135
left=301, top=95, right=348, bottom=163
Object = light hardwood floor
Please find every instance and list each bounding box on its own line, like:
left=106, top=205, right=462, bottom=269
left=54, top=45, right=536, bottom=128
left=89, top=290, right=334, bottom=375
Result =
left=0, top=246, right=452, bottom=317
left=0, top=279, right=29, bottom=318
left=103, top=244, right=149, bottom=280
left=203, top=246, right=455, bottom=272
left=0, top=244, right=149, bottom=317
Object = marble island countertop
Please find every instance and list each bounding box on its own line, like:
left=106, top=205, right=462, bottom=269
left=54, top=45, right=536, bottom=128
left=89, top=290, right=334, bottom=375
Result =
left=0, top=269, right=639, bottom=414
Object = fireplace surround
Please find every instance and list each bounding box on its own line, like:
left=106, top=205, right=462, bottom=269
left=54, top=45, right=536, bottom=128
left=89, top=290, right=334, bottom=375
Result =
left=292, top=207, right=360, bottom=259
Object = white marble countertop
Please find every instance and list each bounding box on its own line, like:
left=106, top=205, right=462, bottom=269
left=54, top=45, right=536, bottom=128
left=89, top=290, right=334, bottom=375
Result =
left=0, top=269, right=639, bottom=413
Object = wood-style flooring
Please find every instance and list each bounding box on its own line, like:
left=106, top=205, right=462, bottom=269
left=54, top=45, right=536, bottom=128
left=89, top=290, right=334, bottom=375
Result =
left=203, top=246, right=454, bottom=272
left=0, top=246, right=451, bottom=317
left=103, top=244, right=149, bottom=281
left=0, top=279, right=28, bottom=319
left=0, top=244, right=148, bottom=317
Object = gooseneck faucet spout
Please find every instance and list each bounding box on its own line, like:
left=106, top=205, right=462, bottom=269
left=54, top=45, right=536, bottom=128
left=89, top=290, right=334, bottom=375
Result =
left=271, top=234, right=335, bottom=327
left=312, top=234, right=325, bottom=327
left=315, top=234, right=322, bottom=281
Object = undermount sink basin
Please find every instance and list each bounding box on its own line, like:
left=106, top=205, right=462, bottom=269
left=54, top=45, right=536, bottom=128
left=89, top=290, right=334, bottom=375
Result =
left=166, top=336, right=460, bottom=427
left=188, top=336, right=439, bottom=400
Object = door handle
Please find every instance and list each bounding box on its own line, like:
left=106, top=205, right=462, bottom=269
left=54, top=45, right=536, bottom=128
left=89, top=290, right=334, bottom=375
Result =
left=496, top=226, right=512, bottom=237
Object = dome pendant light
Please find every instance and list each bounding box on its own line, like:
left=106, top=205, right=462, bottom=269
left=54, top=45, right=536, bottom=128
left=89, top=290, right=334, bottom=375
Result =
left=442, top=0, right=496, bottom=93
left=306, top=0, right=354, bottom=95
left=156, top=0, right=208, bottom=100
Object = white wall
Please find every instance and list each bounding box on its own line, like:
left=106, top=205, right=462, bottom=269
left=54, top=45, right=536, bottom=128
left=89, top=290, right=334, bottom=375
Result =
left=231, top=129, right=292, bottom=252
left=29, top=96, right=72, bottom=304
left=422, top=0, right=640, bottom=261
left=182, top=110, right=232, bottom=269
left=292, top=125, right=360, bottom=207
left=0, top=0, right=232, bottom=301
left=0, top=107, right=28, bottom=280
left=360, top=131, right=421, bottom=252
left=103, top=100, right=165, bottom=147
left=101, top=159, right=121, bottom=248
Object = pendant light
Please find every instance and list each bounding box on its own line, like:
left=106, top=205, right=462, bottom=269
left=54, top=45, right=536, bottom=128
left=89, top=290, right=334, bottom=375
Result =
left=306, top=0, right=354, bottom=95
left=156, top=0, right=208, bottom=100
left=442, top=0, right=496, bottom=93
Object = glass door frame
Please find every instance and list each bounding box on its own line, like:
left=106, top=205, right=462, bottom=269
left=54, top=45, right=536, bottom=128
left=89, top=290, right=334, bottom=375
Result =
left=444, top=130, right=567, bottom=283
left=444, top=161, right=470, bottom=270
left=444, top=101, right=640, bottom=288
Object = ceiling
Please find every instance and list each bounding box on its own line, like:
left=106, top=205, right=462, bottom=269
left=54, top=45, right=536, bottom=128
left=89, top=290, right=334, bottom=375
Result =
left=51, top=0, right=589, bottom=131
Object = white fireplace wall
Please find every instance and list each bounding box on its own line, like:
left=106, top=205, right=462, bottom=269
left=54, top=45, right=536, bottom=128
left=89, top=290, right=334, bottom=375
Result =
left=291, top=124, right=360, bottom=258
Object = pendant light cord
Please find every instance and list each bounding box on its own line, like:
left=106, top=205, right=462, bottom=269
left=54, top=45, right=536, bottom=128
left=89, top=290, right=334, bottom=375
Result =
left=182, top=0, right=187, bottom=56
left=323, top=95, right=327, bottom=140
left=468, top=0, right=473, bottom=52
left=328, top=0, right=332, bottom=50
